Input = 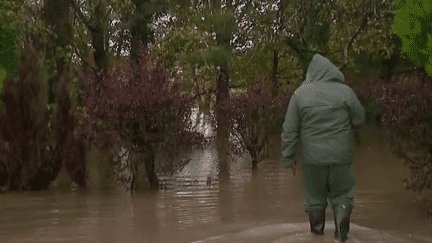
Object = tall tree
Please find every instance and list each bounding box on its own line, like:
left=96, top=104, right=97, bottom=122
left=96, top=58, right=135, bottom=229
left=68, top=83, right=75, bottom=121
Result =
left=393, top=0, right=432, bottom=77
left=69, top=0, right=111, bottom=72
left=1, top=41, right=63, bottom=190
left=211, top=0, right=236, bottom=175
left=245, top=0, right=396, bottom=80
left=42, top=0, right=73, bottom=103
left=156, top=0, right=237, bottom=175
left=128, top=0, right=166, bottom=189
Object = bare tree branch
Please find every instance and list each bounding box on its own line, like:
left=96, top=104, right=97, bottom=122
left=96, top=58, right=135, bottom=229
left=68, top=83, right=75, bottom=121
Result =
left=68, top=0, right=94, bottom=31
left=73, top=46, right=98, bottom=73
left=338, top=9, right=372, bottom=70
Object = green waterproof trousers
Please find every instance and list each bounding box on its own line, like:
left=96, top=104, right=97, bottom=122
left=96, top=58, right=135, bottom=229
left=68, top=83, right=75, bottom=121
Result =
left=302, top=164, right=356, bottom=211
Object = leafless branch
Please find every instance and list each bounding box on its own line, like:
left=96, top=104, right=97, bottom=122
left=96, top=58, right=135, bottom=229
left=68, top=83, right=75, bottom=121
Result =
left=338, top=10, right=372, bottom=70
left=73, top=47, right=98, bottom=73
left=68, top=0, right=94, bottom=31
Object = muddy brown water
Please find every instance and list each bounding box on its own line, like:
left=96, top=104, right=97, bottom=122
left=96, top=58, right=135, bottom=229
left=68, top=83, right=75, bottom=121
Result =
left=1, top=124, right=432, bottom=243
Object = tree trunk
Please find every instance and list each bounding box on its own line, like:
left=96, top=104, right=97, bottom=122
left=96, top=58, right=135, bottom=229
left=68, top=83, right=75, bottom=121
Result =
left=69, top=0, right=108, bottom=73
left=128, top=0, right=159, bottom=191
left=0, top=149, right=7, bottom=189
left=62, top=132, right=87, bottom=188
left=251, top=158, right=258, bottom=171
left=144, top=145, right=159, bottom=189
left=42, top=0, right=73, bottom=103
left=213, top=0, right=232, bottom=177
left=272, top=49, right=279, bottom=98
left=215, top=64, right=230, bottom=176
left=0, top=42, right=62, bottom=191
left=131, top=146, right=159, bottom=192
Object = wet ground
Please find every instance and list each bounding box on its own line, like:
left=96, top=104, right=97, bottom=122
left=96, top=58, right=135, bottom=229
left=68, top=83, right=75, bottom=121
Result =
left=191, top=222, right=432, bottom=243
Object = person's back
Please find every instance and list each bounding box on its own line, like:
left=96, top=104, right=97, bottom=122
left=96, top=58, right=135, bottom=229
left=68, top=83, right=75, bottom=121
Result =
left=281, top=54, right=365, bottom=243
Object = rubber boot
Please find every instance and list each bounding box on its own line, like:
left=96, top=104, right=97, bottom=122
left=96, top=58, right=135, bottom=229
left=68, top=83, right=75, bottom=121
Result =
left=306, top=208, right=326, bottom=235
left=332, top=204, right=353, bottom=243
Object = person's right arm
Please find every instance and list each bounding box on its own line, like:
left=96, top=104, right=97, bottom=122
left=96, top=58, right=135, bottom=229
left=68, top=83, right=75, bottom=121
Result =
left=281, top=94, right=300, bottom=168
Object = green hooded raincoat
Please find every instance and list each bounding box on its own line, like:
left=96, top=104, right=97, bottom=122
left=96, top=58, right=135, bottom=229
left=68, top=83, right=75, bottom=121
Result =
left=281, top=54, right=365, bottom=167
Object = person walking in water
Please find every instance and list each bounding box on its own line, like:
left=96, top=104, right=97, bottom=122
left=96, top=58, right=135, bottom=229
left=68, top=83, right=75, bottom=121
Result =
left=281, top=53, right=365, bottom=242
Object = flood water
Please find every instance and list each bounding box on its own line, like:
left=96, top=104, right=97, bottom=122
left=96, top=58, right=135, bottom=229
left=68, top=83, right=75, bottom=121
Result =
left=1, top=123, right=432, bottom=243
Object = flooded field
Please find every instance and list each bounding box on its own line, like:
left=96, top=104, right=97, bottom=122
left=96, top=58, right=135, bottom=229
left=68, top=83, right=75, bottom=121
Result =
left=1, top=124, right=432, bottom=243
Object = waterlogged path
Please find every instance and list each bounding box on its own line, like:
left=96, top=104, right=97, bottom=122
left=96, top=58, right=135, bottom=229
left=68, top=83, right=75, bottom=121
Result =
left=1, top=124, right=432, bottom=243
left=193, top=222, right=432, bottom=243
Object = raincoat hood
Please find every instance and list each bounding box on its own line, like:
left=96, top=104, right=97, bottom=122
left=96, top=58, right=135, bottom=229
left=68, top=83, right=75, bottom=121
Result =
left=303, top=54, right=345, bottom=85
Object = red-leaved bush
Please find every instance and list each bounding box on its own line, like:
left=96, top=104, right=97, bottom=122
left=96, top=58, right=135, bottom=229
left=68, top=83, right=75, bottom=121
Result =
left=75, top=47, right=206, bottom=188
left=355, top=69, right=432, bottom=216
left=224, top=76, right=292, bottom=169
left=77, top=49, right=192, bottom=144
